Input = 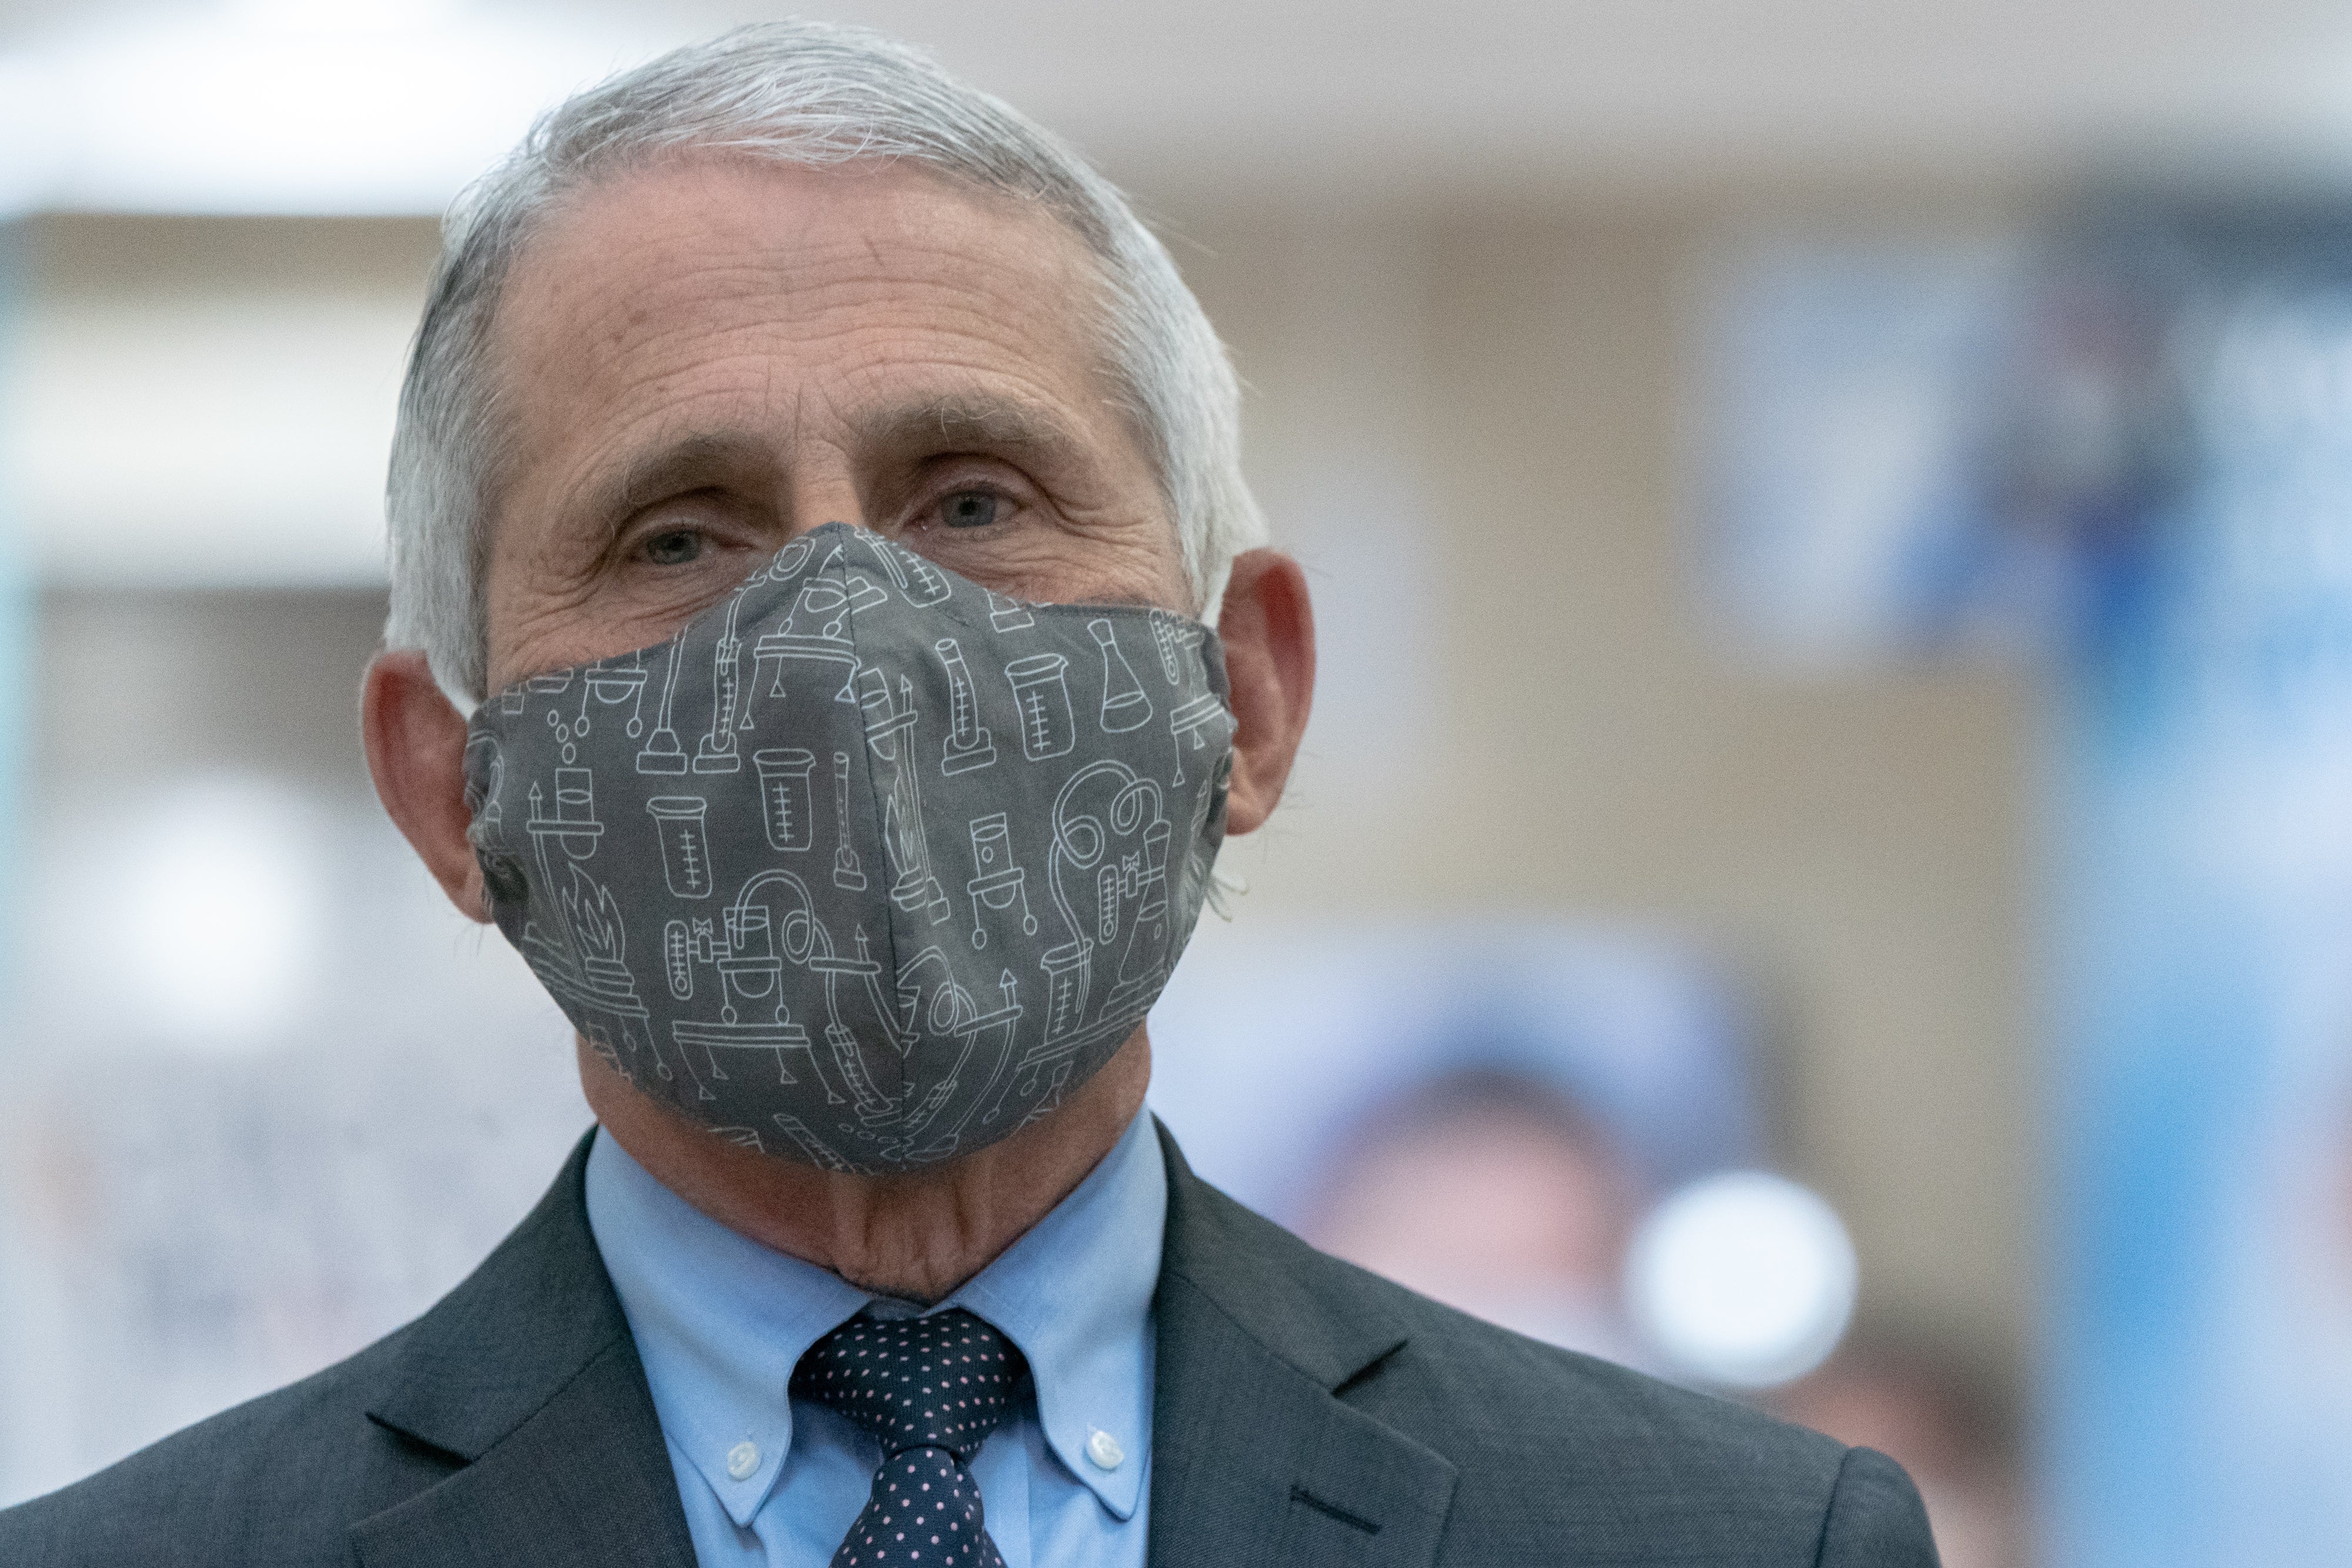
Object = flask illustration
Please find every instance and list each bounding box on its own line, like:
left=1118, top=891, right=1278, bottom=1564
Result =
left=752, top=748, right=818, bottom=852
left=1091, top=618, right=1152, bottom=733
left=1004, top=652, right=1077, bottom=761
left=646, top=797, right=716, bottom=898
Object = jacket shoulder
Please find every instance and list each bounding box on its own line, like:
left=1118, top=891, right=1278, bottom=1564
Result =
left=1181, top=1174, right=1937, bottom=1566
left=0, top=1325, right=456, bottom=1568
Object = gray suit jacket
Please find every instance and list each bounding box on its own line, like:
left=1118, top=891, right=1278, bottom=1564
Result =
left=0, top=1125, right=1938, bottom=1566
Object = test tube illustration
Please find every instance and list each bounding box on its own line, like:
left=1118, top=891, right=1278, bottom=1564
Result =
left=1150, top=615, right=1185, bottom=685
left=547, top=767, right=603, bottom=860
left=934, top=637, right=997, bottom=774
left=1091, top=618, right=1152, bottom=733
left=636, top=631, right=690, bottom=775
left=831, top=751, right=868, bottom=890
left=694, top=593, right=747, bottom=773
left=1004, top=652, right=1077, bottom=761
left=883, top=539, right=953, bottom=606
left=646, top=797, right=716, bottom=899
left=752, top=748, right=818, bottom=852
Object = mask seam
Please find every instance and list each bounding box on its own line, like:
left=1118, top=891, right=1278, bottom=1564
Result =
left=837, top=539, right=913, bottom=1136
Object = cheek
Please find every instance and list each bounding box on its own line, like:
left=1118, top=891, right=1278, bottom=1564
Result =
left=480, top=536, right=634, bottom=694
left=948, top=519, right=1188, bottom=610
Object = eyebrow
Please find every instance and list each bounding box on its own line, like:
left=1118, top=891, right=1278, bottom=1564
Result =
left=586, top=430, right=777, bottom=524
left=579, top=393, right=1100, bottom=532
left=850, top=392, right=1097, bottom=470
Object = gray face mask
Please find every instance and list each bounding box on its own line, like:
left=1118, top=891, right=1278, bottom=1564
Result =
left=463, top=523, right=1235, bottom=1174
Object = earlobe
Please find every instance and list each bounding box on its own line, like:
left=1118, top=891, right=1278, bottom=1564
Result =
left=1214, top=549, right=1315, bottom=837
left=361, top=649, right=491, bottom=923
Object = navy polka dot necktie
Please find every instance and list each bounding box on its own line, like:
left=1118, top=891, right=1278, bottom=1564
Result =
left=790, top=1308, right=1027, bottom=1568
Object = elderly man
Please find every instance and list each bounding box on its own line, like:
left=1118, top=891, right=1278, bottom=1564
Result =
left=1, top=22, right=1936, bottom=1568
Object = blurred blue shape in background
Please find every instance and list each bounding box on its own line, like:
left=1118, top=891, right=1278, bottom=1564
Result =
left=2054, top=216, right=2352, bottom=1568
left=1708, top=208, right=2352, bottom=1566
left=1702, top=236, right=2038, bottom=669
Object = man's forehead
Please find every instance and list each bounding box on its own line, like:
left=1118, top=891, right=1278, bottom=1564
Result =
left=509, top=156, right=1097, bottom=322
left=488, top=158, right=1121, bottom=460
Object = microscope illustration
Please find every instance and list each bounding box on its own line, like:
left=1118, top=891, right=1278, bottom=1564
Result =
left=660, top=867, right=1027, bottom=1167
left=1029, top=759, right=1175, bottom=1107
left=659, top=869, right=825, bottom=1103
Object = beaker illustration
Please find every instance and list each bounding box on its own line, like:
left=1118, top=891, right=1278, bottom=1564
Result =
left=646, top=797, right=716, bottom=899
left=1004, top=652, right=1077, bottom=761
left=752, top=748, right=818, bottom=852
left=934, top=637, right=997, bottom=774
left=987, top=589, right=1035, bottom=633
left=1091, top=618, right=1152, bottom=733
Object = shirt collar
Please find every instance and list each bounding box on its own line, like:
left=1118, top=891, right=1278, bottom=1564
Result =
left=584, top=1108, right=1165, bottom=1528
left=949, top=1106, right=1164, bottom=1520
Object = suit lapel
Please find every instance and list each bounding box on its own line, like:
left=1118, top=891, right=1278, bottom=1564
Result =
left=342, top=1121, right=1455, bottom=1567
left=350, top=1131, right=697, bottom=1568
left=1147, top=1123, right=1457, bottom=1568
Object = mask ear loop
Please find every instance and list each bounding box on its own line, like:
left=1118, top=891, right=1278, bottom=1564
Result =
left=1205, top=860, right=1248, bottom=921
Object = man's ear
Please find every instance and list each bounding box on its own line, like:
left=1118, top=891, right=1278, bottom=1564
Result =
left=1215, top=549, right=1315, bottom=837
left=362, top=648, right=489, bottom=923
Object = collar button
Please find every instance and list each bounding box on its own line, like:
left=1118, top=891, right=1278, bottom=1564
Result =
left=726, top=1440, right=761, bottom=1481
left=1085, top=1428, right=1124, bottom=1471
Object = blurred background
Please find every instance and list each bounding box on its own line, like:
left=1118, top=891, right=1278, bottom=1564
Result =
left=14, top=2, right=2352, bottom=1563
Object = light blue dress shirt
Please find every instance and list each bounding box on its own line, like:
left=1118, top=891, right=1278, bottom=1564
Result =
left=584, top=1110, right=1164, bottom=1568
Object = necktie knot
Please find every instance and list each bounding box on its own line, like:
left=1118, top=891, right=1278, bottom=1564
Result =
left=791, top=1307, right=1025, bottom=1460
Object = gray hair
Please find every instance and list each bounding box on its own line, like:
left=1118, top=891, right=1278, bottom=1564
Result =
left=385, top=19, right=1265, bottom=703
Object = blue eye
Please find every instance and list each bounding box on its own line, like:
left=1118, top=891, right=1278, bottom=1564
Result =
left=643, top=529, right=704, bottom=566
left=940, top=491, right=1000, bottom=529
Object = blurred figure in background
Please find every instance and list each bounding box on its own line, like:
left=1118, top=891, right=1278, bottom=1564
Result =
left=1299, top=1065, right=1649, bottom=1369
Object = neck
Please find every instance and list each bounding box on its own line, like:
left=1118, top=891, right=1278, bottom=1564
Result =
left=580, top=1029, right=1152, bottom=1303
